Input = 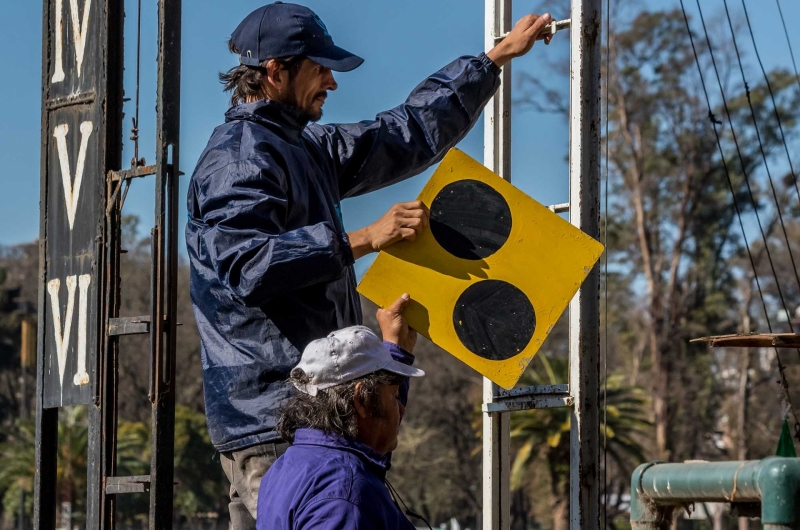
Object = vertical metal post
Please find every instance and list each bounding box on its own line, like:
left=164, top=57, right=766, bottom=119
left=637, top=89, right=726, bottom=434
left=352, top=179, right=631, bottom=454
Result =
left=568, top=0, right=602, bottom=529
left=149, top=1, right=181, bottom=528
left=33, top=3, right=58, bottom=529
left=86, top=0, right=125, bottom=529
left=483, top=0, right=512, bottom=528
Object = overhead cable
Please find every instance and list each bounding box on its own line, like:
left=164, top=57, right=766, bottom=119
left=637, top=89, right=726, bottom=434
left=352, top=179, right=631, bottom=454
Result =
left=721, top=0, right=800, bottom=306
left=678, top=0, right=799, bottom=430
left=741, top=0, right=800, bottom=206
left=693, top=0, right=796, bottom=335
left=774, top=0, right=800, bottom=96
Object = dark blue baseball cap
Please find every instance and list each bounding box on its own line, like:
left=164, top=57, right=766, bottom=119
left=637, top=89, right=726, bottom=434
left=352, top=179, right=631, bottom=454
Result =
left=231, top=2, right=364, bottom=72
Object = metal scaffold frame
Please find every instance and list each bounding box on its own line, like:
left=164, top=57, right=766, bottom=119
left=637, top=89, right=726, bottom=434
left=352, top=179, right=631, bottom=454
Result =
left=34, top=1, right=182, bottom=529
left=481, top=0, right=602, bottom=528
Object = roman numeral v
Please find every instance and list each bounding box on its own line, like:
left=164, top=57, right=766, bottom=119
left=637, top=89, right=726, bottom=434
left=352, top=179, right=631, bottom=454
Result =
left=53, top=122, right=93, bottom=230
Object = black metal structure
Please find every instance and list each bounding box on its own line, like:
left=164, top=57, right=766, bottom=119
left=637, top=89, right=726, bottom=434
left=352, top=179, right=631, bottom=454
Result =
left=34, top=1, right=181, bottom=529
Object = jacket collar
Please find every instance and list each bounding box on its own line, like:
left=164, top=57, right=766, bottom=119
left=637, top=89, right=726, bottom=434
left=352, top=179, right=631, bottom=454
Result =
left=225, top=99, right=310, bottom=141
left=292, top=428, right=391, bottom=476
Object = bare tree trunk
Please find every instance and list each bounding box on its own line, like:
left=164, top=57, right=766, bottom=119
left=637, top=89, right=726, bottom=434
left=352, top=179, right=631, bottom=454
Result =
left=712, top=504, right=725, bottom=530
left=737, top=300, right=752, bottom=530
left=552, top=499, right=570, bottom=530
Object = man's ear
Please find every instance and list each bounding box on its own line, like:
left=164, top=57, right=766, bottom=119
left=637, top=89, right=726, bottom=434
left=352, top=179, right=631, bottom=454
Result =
left=264, top=59, right=286, bottom=93
left=353, top=382, right=369, bottom=419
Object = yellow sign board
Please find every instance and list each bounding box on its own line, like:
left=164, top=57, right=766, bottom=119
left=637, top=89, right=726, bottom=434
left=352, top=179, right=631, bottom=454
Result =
left=358, top=149, right=604, bottom=389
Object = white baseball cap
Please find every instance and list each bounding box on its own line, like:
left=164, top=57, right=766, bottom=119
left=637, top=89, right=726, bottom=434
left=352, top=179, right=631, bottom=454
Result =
left=293, top=326, right=425, bottom=396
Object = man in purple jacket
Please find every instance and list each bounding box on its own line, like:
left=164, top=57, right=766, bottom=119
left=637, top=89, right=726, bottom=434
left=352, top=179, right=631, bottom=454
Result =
left=257, top=295, right=426, bottom=529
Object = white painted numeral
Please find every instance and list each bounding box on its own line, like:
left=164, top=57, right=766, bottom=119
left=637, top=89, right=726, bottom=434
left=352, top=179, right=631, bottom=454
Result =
left=47, top=274, right=91, bottom=389
left=73, top=274, right=90, bottom=386
left=53, top=121, right=93, bottom=230
left=51, top=0, right=93, bottom=83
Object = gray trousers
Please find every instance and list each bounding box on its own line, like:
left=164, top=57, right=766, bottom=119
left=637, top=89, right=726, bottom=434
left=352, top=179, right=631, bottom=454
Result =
left=220, top=441, right=290, bottom=530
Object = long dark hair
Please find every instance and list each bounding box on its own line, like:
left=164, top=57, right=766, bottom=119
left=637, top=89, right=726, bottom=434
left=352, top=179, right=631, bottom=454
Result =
left=277, top=368, right=404, bottom=443
left=219, top=40, right=306, bottom=107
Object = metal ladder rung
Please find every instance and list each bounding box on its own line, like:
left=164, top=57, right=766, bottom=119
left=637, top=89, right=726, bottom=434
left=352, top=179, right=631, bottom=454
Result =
left=548, top=202, right=570, bottom=213
left=106, top=475, right=150, bottom=495
left=494, top=18, right=571, bottom=42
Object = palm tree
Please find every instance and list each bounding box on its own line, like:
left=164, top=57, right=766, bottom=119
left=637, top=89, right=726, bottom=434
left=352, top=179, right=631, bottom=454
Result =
left=0, top=407, right=89, bottom=529
left=509, top=354, right=651, bottom=530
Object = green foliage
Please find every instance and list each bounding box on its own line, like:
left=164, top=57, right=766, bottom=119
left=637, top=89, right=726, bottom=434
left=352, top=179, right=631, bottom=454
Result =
left=508, top=355, right=651, bottom=529
left=0, top=406, right=224, bottom=527
left=0, top=407, right=89, bottom=528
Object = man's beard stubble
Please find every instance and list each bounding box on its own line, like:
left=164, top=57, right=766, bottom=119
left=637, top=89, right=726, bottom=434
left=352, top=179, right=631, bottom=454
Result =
left=277, top=79, right=324, bottom=123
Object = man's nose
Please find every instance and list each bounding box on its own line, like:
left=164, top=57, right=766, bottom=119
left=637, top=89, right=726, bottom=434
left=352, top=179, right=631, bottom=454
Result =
left=398, top=402, right=406, bottom=421
left=326, top=70, right=338, bottom=91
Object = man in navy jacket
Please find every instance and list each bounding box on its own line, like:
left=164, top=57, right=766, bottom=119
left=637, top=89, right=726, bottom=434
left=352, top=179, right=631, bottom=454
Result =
left=186, top=3, right=554, bottom=528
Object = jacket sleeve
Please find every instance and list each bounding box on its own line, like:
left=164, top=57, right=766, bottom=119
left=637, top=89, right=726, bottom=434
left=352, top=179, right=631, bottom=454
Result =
left=305, top=53, right=501, bottom=199
left=384, top=342, right=414, bottom=407
left=194, top=158, right=354, bottom=305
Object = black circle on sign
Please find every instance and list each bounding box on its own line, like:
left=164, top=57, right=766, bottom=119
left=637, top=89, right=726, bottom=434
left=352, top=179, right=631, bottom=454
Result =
left=430, top=180, right=512, bottom=260
left=452, top=280, right=535, bottom=361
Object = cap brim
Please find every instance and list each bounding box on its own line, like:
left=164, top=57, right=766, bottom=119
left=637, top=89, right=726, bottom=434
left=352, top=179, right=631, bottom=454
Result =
left=307, top=45, right=364, bottom=72
left=382, top=360, right=425, bottom=379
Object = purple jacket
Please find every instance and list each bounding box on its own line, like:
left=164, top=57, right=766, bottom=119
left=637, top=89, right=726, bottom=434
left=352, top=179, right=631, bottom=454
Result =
left=257, top=344, right=418, bottom=530
left=257, top=429, right=416, bottom=530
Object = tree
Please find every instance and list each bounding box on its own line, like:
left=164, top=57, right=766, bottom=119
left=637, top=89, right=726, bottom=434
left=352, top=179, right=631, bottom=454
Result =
left=520, top=3, right=799, bottom=462
left=0, top=408, right=88, bottom=530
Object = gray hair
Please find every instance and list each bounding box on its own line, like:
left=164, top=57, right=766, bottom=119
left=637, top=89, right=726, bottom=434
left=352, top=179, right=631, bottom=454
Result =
left=277, top=367, right=404, bottom=443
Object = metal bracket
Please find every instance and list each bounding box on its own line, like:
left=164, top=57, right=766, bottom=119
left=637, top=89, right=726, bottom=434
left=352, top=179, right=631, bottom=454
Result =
left=106, top=164, right=184, bottom=214
left=105, top=476, right=150, bottom=495
left=494, top=383, right=569, bottom=400
left=484, top=393, right=573, bottom=413
left=108, top=315, right=179, bottom=337
left=108, top=316, right=150, bottom=336
left=486, top=385, right=573, bottom=412
left=108, top=164, right=157, bottom=183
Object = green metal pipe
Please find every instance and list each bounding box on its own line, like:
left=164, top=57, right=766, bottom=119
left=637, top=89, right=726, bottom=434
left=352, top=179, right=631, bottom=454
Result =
left=630, top=458, right=800, bottom=530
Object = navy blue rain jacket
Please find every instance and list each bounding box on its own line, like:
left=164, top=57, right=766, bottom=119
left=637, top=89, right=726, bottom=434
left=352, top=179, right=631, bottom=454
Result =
left=186, top=53, right=501, bottom=451
left=257, top=428, right=416, bottom=530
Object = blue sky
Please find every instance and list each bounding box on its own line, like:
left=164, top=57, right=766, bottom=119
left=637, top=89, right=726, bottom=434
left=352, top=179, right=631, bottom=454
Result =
left=0, top=0, right=798, bottom=279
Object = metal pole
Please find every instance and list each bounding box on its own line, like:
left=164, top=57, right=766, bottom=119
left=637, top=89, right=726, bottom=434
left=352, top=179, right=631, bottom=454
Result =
left=483, top=0, right=512, bottom=528
left=568, top=0, right=602, bottom=528
left=34, top=1, right=58, bottom=528
left=149, top=1, right=181, bottom=528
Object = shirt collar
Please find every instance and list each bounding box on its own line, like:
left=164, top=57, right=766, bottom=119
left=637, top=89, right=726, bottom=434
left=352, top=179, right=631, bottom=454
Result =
left=292, top=428, right=391, bottom=474
left=224, top=99, right=310, bottom=139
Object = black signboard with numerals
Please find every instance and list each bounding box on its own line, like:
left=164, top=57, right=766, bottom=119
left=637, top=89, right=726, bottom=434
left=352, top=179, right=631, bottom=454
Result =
left=39, top=0, right=120, bottom=408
